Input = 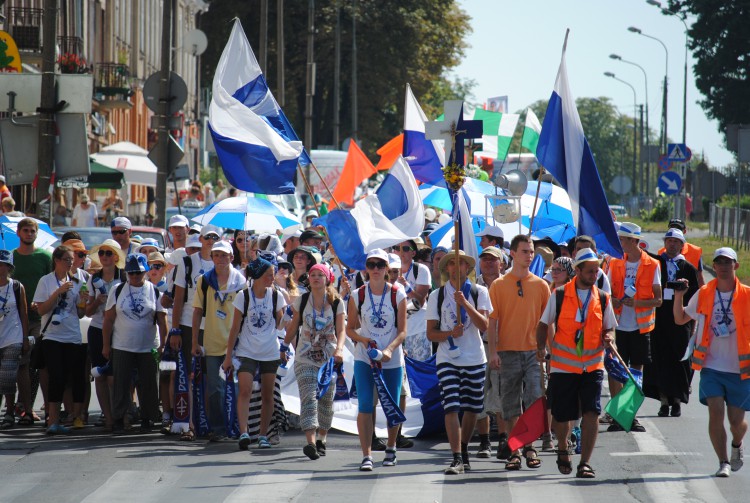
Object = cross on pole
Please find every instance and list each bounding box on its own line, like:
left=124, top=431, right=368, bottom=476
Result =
left=425, top=100, right=483, bottom=167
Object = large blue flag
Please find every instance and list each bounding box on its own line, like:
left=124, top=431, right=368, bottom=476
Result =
left=314, top=156, right=424, bottom=270
left=208, top=20, right=310, bottom=195
left=535, top=32, right=623, bottom=258
left=402, top=84, right=445, bottom=184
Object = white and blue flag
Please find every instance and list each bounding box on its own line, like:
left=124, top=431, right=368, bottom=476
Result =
left=208, top=20, right=310, bottom=195
left=535, top=32, right=623, bottom=258
left=315, top=156, right=424, bottom=270
left=402, top=84, right=445, bottom=184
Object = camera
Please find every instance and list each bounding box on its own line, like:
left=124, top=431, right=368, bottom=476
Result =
left=666, top=281, right=688, bottom=291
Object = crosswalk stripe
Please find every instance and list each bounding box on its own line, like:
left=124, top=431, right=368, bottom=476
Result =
left=0, top=472, right=49, bottom=501
left=368, top=472, right=444, bottom=502
left=81, top=470, right=181, bottom=502
left=642, top=473, right=728, bottom=503
left=507, top=473, right=582, bottom=502
left=223, top=471, right=313, bottom=502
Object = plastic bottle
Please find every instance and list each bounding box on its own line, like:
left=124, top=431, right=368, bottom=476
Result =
left=77, top=283, right=88, bottom=309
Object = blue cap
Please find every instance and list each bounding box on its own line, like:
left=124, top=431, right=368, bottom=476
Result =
left=124, top=253, right=150, bottom=273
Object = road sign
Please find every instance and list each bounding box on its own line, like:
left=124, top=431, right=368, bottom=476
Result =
left=658, top=154, right=671, bottom=171
left=609, top=175, right=632, bottom=195
left=143, top=71, right=188, bottom=115
left=667, top=143, right=692, bottom=163
left=658, top=171, right=682, bottom=195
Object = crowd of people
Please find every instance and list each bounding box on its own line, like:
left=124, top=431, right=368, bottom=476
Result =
left=0, top=204, right=747, bottom=480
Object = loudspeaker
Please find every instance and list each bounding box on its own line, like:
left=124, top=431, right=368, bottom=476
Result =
left=493, top=202, right=520, bottom=224
left=493, top=169, right=528, bottom=196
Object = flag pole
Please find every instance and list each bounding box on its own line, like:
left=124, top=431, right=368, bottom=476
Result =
left=527, top=166, right=545, bottom=236
left=305, top=159, right=346, bottom=211
left=608, top=343, right=644, bottom=393
left=296, top=164, right=352, bottom=290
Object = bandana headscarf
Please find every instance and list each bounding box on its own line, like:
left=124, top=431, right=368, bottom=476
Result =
left=247, top=257, right=273, bottom=280
left=309, top=263, right=334, bottom=284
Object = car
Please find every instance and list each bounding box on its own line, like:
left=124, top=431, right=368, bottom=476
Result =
left=609, top=205, right=628, bottom=219
left=52, top=226, right=171, bottom=251
left=131, top=226, right=171, bottom=250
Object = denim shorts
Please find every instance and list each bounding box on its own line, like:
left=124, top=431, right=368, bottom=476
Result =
left=499, top=350, right=543, bottom=419
left=699, top=368, right=750, bottom=411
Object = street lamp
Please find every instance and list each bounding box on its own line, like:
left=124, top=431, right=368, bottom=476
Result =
left=646, top=0, right=689, bottom=145
left=628, top=26, right=669, bottom=154
left=610, top=53, right=651, bottom=196
left=604, top=72, right=638, bottom=197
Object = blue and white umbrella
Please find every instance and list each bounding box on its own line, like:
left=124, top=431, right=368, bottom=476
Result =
left=419, top=177, right=501, bottom=217
left=520, top=181, right=576, bottom=243
left=192, top=195, right=301, bottom=232
left=0, top=216, right=58, bottom=250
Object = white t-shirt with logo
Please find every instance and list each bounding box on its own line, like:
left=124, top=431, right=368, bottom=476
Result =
left=105, top=281, right=166, bottom=352
left=34, top=273, right=84, bottom=344
left=173, top=252, right=213, bottom=328
left=0, top=280, right=23, bottom=348
left=609, top=260, right=660, bottom=331
left=232, top=287, right=287, bottom=361
left=352, top=284, right=407, bottom=370
left=87, top=272, right=123, bottom=329
left=685, top=290, right=740, bottom=374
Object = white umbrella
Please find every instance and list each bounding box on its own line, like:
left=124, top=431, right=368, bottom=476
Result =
left=91, top=141, right=158, bottom=187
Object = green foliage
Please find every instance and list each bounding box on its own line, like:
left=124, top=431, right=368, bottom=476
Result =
left=669, top=1, right=750, bottom=143
left=200, top=0, right=472, bottom=157
left=639, top=195, right=671, bottom=221
left=717, top=194, right=750, bottom=210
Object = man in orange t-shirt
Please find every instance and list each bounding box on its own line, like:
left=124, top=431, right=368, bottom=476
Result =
left=487, top=234, right=550, bottom=471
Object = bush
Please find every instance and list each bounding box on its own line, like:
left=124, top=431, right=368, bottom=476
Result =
left=639, top=195, right=671, bottom=221
left=717, top=194, right=750, bottom=210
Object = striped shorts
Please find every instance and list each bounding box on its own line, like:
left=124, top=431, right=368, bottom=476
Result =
left=0, top=343, right=23, bottom=395
left=436, top=362, right=486, bottom=414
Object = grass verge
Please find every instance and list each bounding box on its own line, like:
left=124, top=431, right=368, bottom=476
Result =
left=688, top=235, right=750, bottom=285
left=627, top=218, right=709, bottom=233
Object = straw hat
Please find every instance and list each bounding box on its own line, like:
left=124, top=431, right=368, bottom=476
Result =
left=89, top=239, right=126, bottom=269
left=438, top=250, right=477, bottom=285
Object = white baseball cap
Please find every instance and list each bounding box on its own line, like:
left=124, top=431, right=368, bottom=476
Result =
left=211, top=240, right=233, bottom=255
left=476, top=224, right=505, bottom=239
left=663, top=228, right=686, bottom=243
left=387, top=253, right=402, bottom=269
left=714, top=247, right=738, bottom=262
left=200, top=224, right=221, bottom=238
left=186, top=234, right=202, bottom=249
left=366, top=249, right=389, bottom=264
left=168, top=214, right=189, bottom=228
left=424, top=208, right=437, bottom=222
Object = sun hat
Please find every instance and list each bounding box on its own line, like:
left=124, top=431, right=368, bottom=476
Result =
left=617, top=222, right=642, bottom=240
left=89, top=239, right=126, bottom=269
left=287, top=246, right=322, bottom=269
left=438, top=250, right=477, bottom=284
left=574, top=247, right=600, bottom=268
left=147, top=251, right=167, bottom=264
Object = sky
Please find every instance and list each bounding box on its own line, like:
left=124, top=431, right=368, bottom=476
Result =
left=453, top=0, right=734, bottom=167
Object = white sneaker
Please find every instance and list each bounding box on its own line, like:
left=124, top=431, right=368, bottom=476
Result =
left=715, top=462, right=731, bottom=478
left=730, top=444, right=744, bottom=472
left=444, top=458, right=464, bottom=475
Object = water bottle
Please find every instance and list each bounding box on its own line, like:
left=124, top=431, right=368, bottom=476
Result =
left=92, top=276, right=107, bottom=295
left=155, top=279, right=168, bottom=294
left=367, top=347, right=384, bottom=361
left=50, top=306, right=63, bottom=325
left=77, top=283, right=88, bottom=309
left=624, top=285, right=637, bottom=298
left=151, top=348, right=160, bottom=364
left=91, top=361, right=112, bottom=378
left=159, top=345, right=177, bottom=371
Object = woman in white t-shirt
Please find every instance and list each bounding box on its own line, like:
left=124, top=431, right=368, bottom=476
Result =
left=33, top=245, right=87, bottom=434
left=282, top=263, right=346, bottom=460
left=346, top=249, right=407, bottom=471
left=84, top=239, right=125, bottom=431
left=102, top=253, right=167, bottom=434
left=223, top=257, right=286, bottom=450
left=0, top=250, right=29, bottom=429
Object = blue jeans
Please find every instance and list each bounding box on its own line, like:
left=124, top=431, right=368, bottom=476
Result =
left=205, top=355, right=226, bottom=435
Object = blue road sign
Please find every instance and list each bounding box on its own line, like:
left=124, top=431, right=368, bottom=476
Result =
left=658, top=170, right=682, bottom=195
left=667, top=143, right=692, bottom=163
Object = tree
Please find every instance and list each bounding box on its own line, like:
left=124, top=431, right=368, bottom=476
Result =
left=200, top=0, right=472, bottom=157
left=669, top=1, right=750, bottom=145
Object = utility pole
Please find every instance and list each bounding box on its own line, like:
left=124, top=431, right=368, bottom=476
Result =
left=639, top=104, right=644, bottom=196
left=276, top=0, right=285, bottom=107
left=351, top=0, right=358, bottom=141
left=36, top=0, right=58, bottom=223
left=154, top=0, right=173, bottom=228
left=304, top=0, right=315, bottom=153
left=259, top=0, right=268, bottom=73
left=333, top=4, right=340, bottom=149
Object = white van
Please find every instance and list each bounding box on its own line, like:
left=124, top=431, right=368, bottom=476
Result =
left=299, top=150, right=348, bottom=197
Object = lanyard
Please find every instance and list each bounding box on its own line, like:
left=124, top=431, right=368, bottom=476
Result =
left=250, top=286, right=266, bottom=311
left=55, top=274, right=70, bottom=301
left=576, top=288, right=593, bottom=324
left=367, top=285, right=387, bottom=324
left=311, top=294, right=326, bottom=335
left=0, top=281, right=10, bottom=311
left=717, top=288, right=735, bottom=325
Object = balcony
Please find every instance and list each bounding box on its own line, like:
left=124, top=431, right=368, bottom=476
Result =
left=94, top=63, right=133, bottom=109
left=11, top=8, right=43, bottom=52
left=58, top=36, right=84, bottom=58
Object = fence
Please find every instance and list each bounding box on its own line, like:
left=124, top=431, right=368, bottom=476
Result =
left=709, top=203, right=750, bottom=250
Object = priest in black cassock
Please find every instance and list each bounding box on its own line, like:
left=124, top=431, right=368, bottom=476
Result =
left=644, top=228, right=699, bottom=417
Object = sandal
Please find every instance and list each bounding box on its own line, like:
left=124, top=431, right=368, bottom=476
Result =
left=160, top=419, right=173, bottom=435
left=556, top=450, right=573, bottom=475
left=179, top=428, right=195, bottom=441
left=523, top=446, right=541, bottom=469
left=505, top=454, right=522, bottom=471
left=576, top=462, right=596, bottom=479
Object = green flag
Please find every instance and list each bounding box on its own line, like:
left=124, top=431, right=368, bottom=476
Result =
left=521, top=108, right=542, bottom=155
left=436, top=106, right=520, bottom=162
left=605, top=374, right=645, bottom=431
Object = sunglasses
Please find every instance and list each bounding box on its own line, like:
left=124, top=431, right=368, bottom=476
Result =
left=59, top=257, right=74, bottom=264
left=127, top=271, right=146, bottom=276
left=149, top=264, right=164, bottom=270
left=366, top=261, right=387, bottom=270
left=98, top=249, right=115, bottom=257
left=550, top=268, right=565, bottom=273
left=202, top=234, right=220, bottom=241
left=391, top=246, right=413, bottom=252
left=111, top=229, right=129, bottom=235
left=516, top=280, right=524, bottom=298
left=75, top=252, right=87, bottom=259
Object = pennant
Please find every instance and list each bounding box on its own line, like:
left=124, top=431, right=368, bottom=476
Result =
left=332, top=141, right=378, bottom=206
left=521, top=108, right=542, bottom=155
left=605, top=374, right=645, bottom=432
left=316, top=357, right=336, bottom=400
left=224, top=369, right=240, bottom=438
left=192, top=356, right=211, bottom=437
left=333, top=362, right=352, bottom=412
left=171, top=349, right=191, bottom=434
left=403, top=84, right=445, bottom=183
left=507, top=396, right=548, bottom=451
left=375, top=134, right=404, bottom=172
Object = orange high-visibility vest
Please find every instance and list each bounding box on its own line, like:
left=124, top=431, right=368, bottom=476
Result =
left=692, top=278, right=750, bottom=380
left=550, top=281, right=608, bottom=373
left=609, top=249, right=659, bottom=333
left=657, top=242, right=703, bottom=270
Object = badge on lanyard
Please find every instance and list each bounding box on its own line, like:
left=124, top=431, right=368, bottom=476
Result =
left=216, top=309, right=227, bottom=320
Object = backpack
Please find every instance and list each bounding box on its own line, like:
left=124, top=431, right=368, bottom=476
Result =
left=171, top=255, right=193, bottom=304
left=553, top=286, right=608, bottom=326
left=297, top=291, right=343, bottom=334
left=240, top=286, right=280, bottom=330
left=93, top=268, right=126, bottom=284
left=596, top=270, right=605, bottom=290
left=356, top=283, right=400, bottom=319
left=3, top=279, right=22, bottom=312
left=435, top=283, right=479, bottom=326
left=113, top=282, right=162, bottom=325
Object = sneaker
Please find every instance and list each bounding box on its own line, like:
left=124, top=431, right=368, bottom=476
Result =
left=607, top=422, right=625, bottom=432
left=303, top=443, right=320, bottom=460
left=541, top=433, right=554, bottom=452
left=462, top=451, right=471, bottom=472
left=396, top=434, right=414, bottom=449
left=496, top=434, right=511, bottom=460
left=359, top=456, right=374, bottom=471
left=630, top=419, right=646, bottom=433
left=383, top=448, right=397, bottom=467
left=72, top=417, right=85, bottom=429
left=238, top=433, right=251, bottom=450
left=670, top=403, right=682, bottom=417
left=46, top=423, right=70, bottom=435
left=444, top=457, right=464, bottom=475
left=598, top=413, right=613, bottom=424
left=258, top=435, right=272, bottom=449
left=657, top=404, right=670, bottom=417
left=715, top=462, right=731, bottom=478
left=316, top=439, right=327, bottom=456
left=730, top=443, right=744, bottom=472
left=371, top=434, right=387, bottom=451
left=572, top=426, right=582, bottom=455
left=476, top=440, right=492, bottom=458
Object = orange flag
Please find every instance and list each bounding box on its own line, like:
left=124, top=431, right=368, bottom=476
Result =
left=375, top=134, right=404, bottom=171
left=332, top=141, right=378, bottom=206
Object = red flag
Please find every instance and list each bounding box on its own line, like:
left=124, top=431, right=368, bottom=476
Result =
left=507, top=396, right=548, bottom=451
left=331, top=141, right=377, bottom=206
left=375, top=134, right=403, bottom=171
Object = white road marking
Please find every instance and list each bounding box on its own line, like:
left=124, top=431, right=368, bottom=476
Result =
left=610, top=451, right=702, bottom=457
left=368, top=472, right=444, bottom=502
left=81, top=470, right=181, bottom=502
left=224, top=471, right=313, bottom=503
left=507, top=473, right=582, bottom=502
left=0, top=473, right=49, bottom=500
left=642, top=473, right=728, bottom=503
